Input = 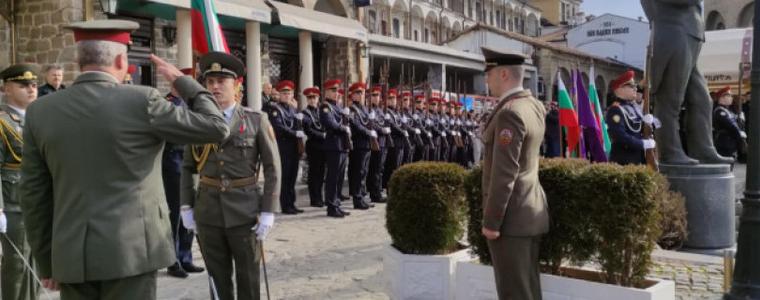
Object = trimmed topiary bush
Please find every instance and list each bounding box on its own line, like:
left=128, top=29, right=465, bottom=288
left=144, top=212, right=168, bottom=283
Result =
left=386, top=161, right=467, bottom=255
left=464, top=158, right=681, bottom=288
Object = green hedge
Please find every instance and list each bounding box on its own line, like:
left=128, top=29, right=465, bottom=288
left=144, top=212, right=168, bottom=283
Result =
left=465, top=158, right=686, bottom=288
left=386, top=162, right=467, bottom=255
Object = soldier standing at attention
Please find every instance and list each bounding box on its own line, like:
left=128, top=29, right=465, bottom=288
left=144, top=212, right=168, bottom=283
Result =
left=382, top=89, right=408, bottom=190
left=319, top=80, right=352, bottom=217
left=412, top=95, right=431, bottom=162
left=367, top=86, right=391, bottom=204
left=605, top=71, right=657, bottom=165
left=302, top=86, right=327, bottom=207
left=0, top=63, right=41, bottom=300
left=712, top=86, right=746, bottom=158
left=180, top=51, right=281, bottom=300
left=269, top=80, right=305, bottom=214
left=480, top=47, right=549, bottom=300
left=19, top=20, right=230, bottom=299
left=399, top=91, right=417, bottom=164
left=348, top=82, right=376, bottom=210
left=162, top=68, right=206, bottom=279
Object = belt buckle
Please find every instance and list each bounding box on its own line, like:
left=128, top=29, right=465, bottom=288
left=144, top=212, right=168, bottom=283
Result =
left=221, top=178, right=231, bottom=188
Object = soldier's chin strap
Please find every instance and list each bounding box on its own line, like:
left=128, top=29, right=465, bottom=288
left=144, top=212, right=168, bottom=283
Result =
left=1, top=233, right=53, bottom=300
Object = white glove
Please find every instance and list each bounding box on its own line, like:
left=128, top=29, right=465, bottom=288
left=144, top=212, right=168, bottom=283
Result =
left=342, top=108, right=350, bottom=115
left=401, top=116, right=408, bottom=123
left=370, top=130, right=378, bottom=138
left=403, top=131, right=409, bottom=137
left=254, top=212, right=275, bottom=241
left=441, top=132, right=447, bottom=138
left=643, top=114, right=654, bottom=125
left=369, top=112, right=376, bottom=120
left=383, top=127, right=391, bottom=134
left=180, top=206, right=196, bottom=232
left=342, top=125, right=351, bottom=134
left=427, top=132, right=432, bottom=137
left=642, top=139, right=656, bottom=150
left=741, top=131, right=747, bottom=139
left=384, top=113, right=391, bottom=120
left=414, top=129, right=421, bottom=135
left=0, top=212, right=6, bottom=233
left=426, top=119, right=432, bottom=125
left=451, top=131, right=458, bottom=136
left=295, top=113, right=304, bottom=121
left=296, top=130, right=306, bottom=139
left=413, top=114, right=419, bottom=120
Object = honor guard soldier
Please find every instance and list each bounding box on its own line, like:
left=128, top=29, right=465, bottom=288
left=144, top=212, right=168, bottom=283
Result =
left=20, top=20, right=230, bottom=299
left=427, top=97, right=444, bottom=161
left=0, top=64, right=41, bottom=300
left=302, top=87, right=328, bottom=207
left=180, top=51, right=281, bottom=300
left=347, top=82, right=376, bottom=210
left=383, top=89, right=409, bottom=189
left=713, top=86, right=747, bottom=158
left=412, top=95, right=431, bottom=161
left=399, top=91, right=417, bottom=163
left=269, top=80, right=304, bottom=214
left=367, top=86, right=390, bottom=203
left=163, top=68, right=205, bottom=279
left=605, top=70, right=657, bottom=165
left=480, top=47, right=549, bottom=300
left=319, top=80, right=352, bottom=217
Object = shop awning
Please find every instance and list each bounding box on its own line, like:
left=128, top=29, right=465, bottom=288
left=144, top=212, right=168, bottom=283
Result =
left=269, top=1, right=367, bottom=42
left=368, top=34, right=484, bottom=71
left=145, top=0, right=272, bottom=24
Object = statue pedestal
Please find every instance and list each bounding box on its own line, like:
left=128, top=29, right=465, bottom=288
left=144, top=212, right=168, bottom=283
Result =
left=659, top=163, right=736, bottom=249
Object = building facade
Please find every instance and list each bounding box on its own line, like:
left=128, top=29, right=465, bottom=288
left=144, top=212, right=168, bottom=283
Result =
left=566, top=14, right=650, bottom=70
left=705, top=0, right=754, bottom=30
left=532, top=0, right=582, bottom=26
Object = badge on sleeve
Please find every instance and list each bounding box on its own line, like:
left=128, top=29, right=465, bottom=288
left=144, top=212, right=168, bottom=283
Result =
left=272, top=111, right=278, bottom=117
left=612, top=114, right=621, bottom=123
left=498, top=129, right=513, bottom=146
left=323, top=107, right=330, bottom=113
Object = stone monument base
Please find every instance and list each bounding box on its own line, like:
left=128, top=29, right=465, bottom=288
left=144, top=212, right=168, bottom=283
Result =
left=659, top=163, right=735, bottom=249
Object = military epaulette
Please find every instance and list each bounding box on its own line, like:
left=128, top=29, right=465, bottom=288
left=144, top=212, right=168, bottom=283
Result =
left=241, top=106, right=261, bottom=115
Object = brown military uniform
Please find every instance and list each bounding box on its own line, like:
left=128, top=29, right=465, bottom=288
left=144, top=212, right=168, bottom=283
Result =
left=181, top=104, right=281, bottom=300
left=481, top=89, right=549, bottom=300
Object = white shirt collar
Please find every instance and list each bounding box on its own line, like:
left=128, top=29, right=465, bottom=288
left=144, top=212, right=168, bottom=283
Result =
left=222, top=104, right=236, bottom=123
left=7, top=104, right=25, bottom=119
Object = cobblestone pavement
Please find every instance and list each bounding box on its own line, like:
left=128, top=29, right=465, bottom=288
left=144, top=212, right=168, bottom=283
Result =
left=29, top=164, right=750, bottom=300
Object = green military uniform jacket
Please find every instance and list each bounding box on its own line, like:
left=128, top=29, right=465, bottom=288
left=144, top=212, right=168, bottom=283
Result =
left=19, top=71, right=230, bottom=283
left=0, top=105, right=24, bottom=212
left=181, top=104, right=281, bottom=228
left=481, top=90, right=549, bottom=236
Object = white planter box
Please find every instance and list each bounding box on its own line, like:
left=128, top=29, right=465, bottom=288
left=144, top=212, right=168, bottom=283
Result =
left=383, top=245, right=471, bottom=300
left=455, top=261, right=676, bottom=300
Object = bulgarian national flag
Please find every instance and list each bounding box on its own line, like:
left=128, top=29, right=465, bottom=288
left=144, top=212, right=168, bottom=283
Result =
left=191, top=0, right=230, bottom=54
left=557, top=73, right=581, bottom=154
left=589, top=66, right=612, bottom=155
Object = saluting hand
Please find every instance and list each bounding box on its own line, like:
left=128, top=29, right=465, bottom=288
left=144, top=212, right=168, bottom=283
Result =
left=150, top=54, right=184, bottom=84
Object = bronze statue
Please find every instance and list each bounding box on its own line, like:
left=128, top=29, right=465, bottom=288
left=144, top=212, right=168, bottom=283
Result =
left=642, top=0, right=733, bottom=164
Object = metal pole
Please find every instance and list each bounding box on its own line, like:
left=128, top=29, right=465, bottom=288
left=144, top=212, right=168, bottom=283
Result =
left=726, top=0, right=760, bottom=298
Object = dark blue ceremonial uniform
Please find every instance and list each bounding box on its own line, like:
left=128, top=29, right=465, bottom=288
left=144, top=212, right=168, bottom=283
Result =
left=367, top=106, right=390, bottom=202
left=605, top=100, right=646, bottom=165
left=319, top=99, right=350, bottom=216
left=383, top=107, right=409, bottom=188
left=269, top=102, right=300, bottom=213
left=413, top=110, right=432, bottom=161
left=348, top=103, right=374, bottom=209
left=713, top=105, right=744, bottom=158
left=161, top=94, right=195, bottom=267
left=303, top=105, right=326, bottom=207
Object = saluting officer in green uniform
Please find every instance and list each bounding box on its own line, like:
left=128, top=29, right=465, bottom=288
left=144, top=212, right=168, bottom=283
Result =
left=18, top=20, right=230, bottom=299
left=0, top=63, right=41, bottom=300
left=180, top=52, right=281, bottom=300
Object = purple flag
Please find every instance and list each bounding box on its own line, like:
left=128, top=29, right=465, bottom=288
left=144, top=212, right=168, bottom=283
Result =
left=575, top=70, right=607, bottom=162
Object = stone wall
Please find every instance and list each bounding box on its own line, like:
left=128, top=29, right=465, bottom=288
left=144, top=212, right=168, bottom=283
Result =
left=0, top=18, right=10, bottom=69
left=705, top=0, right=753, bottom=30
left=153, top=18, right=178, bottom=94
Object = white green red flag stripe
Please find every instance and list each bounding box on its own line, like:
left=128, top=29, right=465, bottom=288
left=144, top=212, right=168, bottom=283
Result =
left=191, top=0, right=230, bottom=54
left=557, top=72, right=581, bottom=154
left=589, top=66, right=612, bottom=155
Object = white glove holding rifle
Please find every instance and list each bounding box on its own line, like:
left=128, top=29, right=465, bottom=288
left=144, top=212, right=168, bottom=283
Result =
left=253, top=212, right=275, bottom=241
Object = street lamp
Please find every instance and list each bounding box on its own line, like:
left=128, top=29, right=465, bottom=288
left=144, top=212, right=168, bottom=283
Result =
left=98, top=0, right=118, bottom=15
left=725, top=1, right=760, bottom=299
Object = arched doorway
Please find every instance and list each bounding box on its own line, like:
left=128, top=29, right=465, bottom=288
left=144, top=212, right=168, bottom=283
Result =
left=738, top=3, right=754, bottom=28
left=706, top=11, right=726, bottom=31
